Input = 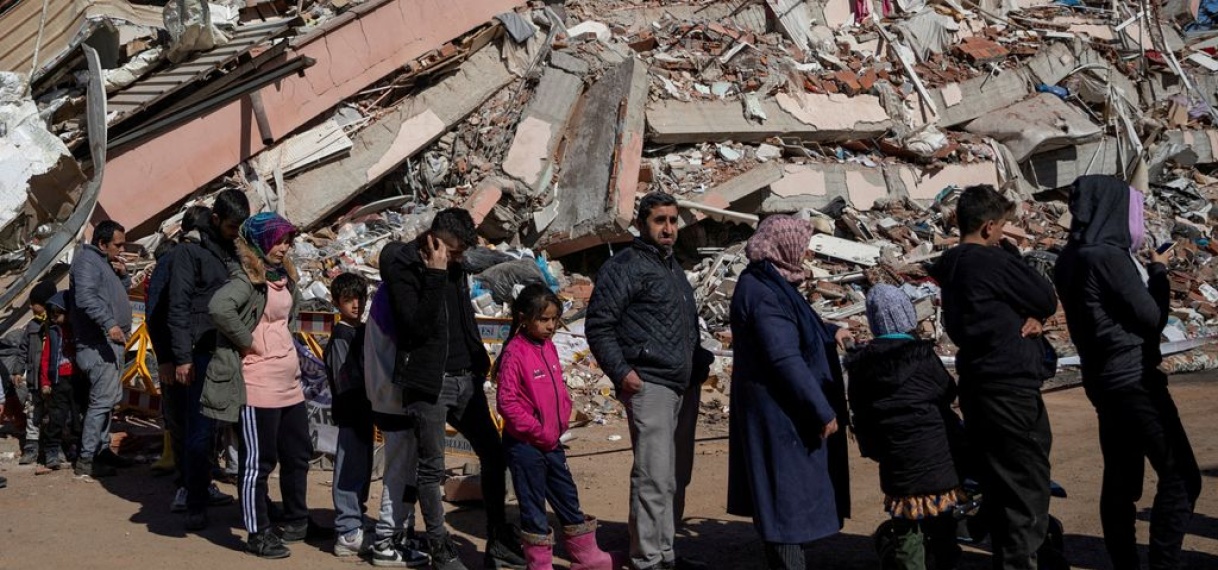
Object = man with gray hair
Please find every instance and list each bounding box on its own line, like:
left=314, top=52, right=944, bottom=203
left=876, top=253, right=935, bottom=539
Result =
left=587, top=192, right=712, bottom=570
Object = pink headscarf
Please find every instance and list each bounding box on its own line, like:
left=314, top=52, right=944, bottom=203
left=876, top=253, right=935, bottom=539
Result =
left=746, top=215, right=815, bottom=283
left=1128, top=187, right=1145, bottom=253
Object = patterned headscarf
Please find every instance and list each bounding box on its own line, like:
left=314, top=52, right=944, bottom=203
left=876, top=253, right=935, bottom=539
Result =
left=240, top=212, right=296, bottom=280
left=745, top=215, right=815, bottom=283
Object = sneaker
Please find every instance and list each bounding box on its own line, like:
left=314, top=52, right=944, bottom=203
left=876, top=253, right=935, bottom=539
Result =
left=74, top=458, right=116, bottom=478
left=96, top=449, right=134, bottom=468
left=428, top=536, right=469, bottom=570
left=371, top=535, right=431, bottom=567
left=247, top=530, right=291, bottom=559
left=0, top=475, right=7, bottom=489
left=280, top=520, right=309, bottom=544
left=334, top=528, right=370, bottom=558
left=208, top=483, right=234, bottom=506
left=45, top=448, right=66, bottom=470
left=171, top=487, right=189, bottom=513
left=484, top=525, right=526, bottom=569
left=185, top=511, right=208, bottom=531
left=19, top=445, right=38, bottom=465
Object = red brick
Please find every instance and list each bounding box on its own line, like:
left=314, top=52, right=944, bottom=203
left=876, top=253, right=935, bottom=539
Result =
left=858, top=68, right=878, bottom=91
left=955, top=37, right=1008, bottom=64
left=834, top=70, right=861, bottom=95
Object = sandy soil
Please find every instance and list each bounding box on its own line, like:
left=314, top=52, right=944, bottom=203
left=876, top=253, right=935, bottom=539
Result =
left=1, top=374, right=1216, bottom=569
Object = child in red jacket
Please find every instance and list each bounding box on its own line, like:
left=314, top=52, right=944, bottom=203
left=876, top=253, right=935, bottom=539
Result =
left=496, top=284, right=612, bottom=570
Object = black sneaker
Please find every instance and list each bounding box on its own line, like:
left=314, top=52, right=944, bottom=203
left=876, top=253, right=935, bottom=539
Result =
left=74, top=458, right=116, bottom=478
left=19, top=445, right=38, bottom=465
left=428, top=536, right=470, bottom=570
left=97, top=449, right=135, bottom=468
left=0, top=475, right=7, bottom=489
left=280, top=519, right=332, bottom=543
left=371, top=535, right=431, bottom=567
left=45, top=448, right=66, bottom=470
left=484, top=525, right=526, bottom=569
left=185, top=511, right=208, bottom=531
left=247, top=530, right=291, bottom=559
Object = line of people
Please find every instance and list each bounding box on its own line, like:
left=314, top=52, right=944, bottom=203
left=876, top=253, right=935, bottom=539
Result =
left=0, top=180, right=1202, bottom=570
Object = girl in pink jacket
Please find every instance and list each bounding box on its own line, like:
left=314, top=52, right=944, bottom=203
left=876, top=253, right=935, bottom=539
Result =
left=496, top=284, right=613, bottom=570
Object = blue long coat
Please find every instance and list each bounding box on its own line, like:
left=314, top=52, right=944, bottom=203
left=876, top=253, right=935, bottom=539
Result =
left=726, top=260, right=851, bottom=544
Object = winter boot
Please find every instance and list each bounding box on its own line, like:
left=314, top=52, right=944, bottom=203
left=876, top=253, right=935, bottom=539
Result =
left=519, top=529, right=554, bottom=570
left=561, top=516, right=613, bottom=570
left=428, top=535, right=470, bottom=570
left=874, top=519, right=928, bottom=570
left=19, top=443, right=38, bottom=465
left=44, top=446, right=66, bottom=470
left=485, top=524, right=527, bottom=569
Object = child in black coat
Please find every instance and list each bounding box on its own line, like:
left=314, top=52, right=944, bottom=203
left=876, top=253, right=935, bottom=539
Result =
left=845, top=284, right=964, bottom=570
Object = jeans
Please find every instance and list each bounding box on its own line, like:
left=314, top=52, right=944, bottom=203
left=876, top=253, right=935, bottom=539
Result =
left=504, top=434, right=584, bottom=534
left=1091, top=377, right=1202, bottom=570
left=624, top=381, right=701, bottom=570
left=76, top=343, right=123, bottom=460
left=959, top=382, right=1052, bottom=570
left=15, top=375, right=42, bottom=449
left=185, top=354, right=218, bottom=513
left=375, top=427, right=420, bottom=540
left=406, top=374, right=508, bottom=541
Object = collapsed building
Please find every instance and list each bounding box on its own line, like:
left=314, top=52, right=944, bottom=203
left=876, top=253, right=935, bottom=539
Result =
left=6, top=0, right=1218, bottom=418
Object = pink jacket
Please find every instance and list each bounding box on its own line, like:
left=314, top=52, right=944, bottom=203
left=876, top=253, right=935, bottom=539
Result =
left=496, top=334, right=572, bottom=451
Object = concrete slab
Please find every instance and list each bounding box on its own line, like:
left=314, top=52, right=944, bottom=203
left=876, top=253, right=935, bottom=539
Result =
left=647, top=95, right=891, bottom=144
left=931, top=68, right=1031, bottom=128
left=98, top=0, right=524, bottom=234
left=894, top=162, right=1002, bottom=203
left=696, top=161, right=785, bottom=210
left=283, top=41, right=515, bottom=227
left=965, top=93, right=1103, bottom=162
left=1020, top=137, right=1123, bottom=190
left=502, top=66, right=585, bottom=190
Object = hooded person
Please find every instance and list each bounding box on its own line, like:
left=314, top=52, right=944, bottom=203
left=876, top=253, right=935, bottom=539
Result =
left=844, top=284, right=965, bottom=570
left=1053, top=175, right=1201, bottom=570
left=726, top=215, right=852, bottom=570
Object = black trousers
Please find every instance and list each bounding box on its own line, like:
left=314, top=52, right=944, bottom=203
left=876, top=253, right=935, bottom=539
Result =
left=1091, top=376, right=1201, bottom=570
left=237, top=403, right=313, bottom=534
left=959, top=382, right=1052, bottom=570
left=43, top=375, right=85, bottom=450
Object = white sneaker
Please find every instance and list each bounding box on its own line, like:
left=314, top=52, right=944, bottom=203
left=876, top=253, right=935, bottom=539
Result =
left=171, top=487, right=188, bottom=513
left=334, top=528, right=369, bottom=558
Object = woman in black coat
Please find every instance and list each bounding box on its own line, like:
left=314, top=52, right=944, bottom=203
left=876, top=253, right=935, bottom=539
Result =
left=844, top=284, right=964, bottom=569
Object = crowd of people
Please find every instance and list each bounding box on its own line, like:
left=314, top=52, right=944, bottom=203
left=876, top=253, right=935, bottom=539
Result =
left=0, top=179, right=1204, bottom=570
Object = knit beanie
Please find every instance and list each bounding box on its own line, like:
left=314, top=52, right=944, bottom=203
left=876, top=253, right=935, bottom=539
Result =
left=30, top=280, right=57, bottom=307
left=865, top=284, right=918, bottom=336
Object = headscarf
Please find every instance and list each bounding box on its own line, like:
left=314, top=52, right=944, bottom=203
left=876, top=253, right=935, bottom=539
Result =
left=240, top=212, right=296, bottom=281
left=745, top=215, right=815, bottom=283
left=1128, top=187, right=1146, bottom=253
left=865, top=284, right=918, bottom=336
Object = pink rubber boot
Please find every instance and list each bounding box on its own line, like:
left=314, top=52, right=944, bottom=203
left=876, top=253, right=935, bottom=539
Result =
left=521, top=529, right=555, bottom=570
left=562, top=516, right=614, bottom=570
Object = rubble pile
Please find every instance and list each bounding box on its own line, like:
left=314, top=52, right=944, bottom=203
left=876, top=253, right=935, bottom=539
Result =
left=10, top=0, right=1218, bottom=418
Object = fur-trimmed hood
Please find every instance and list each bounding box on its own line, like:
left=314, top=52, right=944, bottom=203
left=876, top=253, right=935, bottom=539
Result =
left=235, top=238, right=298, bottom=285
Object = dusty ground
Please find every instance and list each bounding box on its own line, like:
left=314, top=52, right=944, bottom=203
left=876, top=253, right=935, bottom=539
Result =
left=1, top=374, right=1217, bottom=569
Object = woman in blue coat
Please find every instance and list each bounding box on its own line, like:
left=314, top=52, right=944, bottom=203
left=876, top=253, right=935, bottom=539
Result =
left=727, top=215, right=852, bottom=569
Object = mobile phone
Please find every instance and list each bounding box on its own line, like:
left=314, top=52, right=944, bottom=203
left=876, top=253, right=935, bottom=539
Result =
left=1156, top=241, right=1177, bottom=255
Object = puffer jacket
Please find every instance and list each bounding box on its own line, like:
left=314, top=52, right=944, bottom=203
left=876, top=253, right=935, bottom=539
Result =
left=69, top=243, right=133, bottom=347
left=202, top=240, right=300, bottom=423
left=586, top=239, right=706, bottom=392
left=496, top=333, right=572, bottom=451
left=844, top=337, right=965, bottom=497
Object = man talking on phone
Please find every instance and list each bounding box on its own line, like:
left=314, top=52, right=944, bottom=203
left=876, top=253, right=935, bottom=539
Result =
left=379, top=208, right=525, bottom=570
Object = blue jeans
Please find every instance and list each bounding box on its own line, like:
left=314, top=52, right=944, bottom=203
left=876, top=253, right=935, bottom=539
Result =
left=77, top=343, right=123, bottom=460
left=504, top=435, right=584, bottom=534
left=333, top=423, right=375, bottom=536
left=185, top=354, right=218, bottom=513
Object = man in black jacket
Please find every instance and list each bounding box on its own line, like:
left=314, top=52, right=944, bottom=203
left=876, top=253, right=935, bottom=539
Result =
left=587, top=192, right=711, bottom=570
left=164, top=190, right=248, bottom=530
left=929, top=185, right=1057, bottom=570
left=1054, top=175, right=1200, bottom=570
left=383, top=208, right=524, bottom=570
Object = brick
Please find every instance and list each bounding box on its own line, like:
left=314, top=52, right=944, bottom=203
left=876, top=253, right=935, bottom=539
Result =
left=956, top=37, right=1008, bottom=64
left=859, top=68, right=878, bottom=91
left=834, top=70, right=862, bottom=95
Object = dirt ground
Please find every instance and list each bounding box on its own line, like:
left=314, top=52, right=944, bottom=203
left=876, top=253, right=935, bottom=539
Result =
left=1, top=374, right=1217, bottom=569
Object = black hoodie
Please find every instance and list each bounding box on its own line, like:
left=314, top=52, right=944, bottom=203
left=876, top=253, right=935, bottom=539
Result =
left=929, top=240, right=1058, bottom=389
left=166, top=224, right=240, bottom=365
left=1053, top=175, right=1170, bottom=394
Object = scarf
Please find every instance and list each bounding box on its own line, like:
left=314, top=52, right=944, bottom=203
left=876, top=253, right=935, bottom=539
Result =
left=240, top=212, right=296, bottom=282
left=745, top=215, right=815, bottom=284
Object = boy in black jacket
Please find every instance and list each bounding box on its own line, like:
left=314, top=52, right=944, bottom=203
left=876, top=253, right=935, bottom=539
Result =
left=323, top=273, right=376, bottom=557
left=14, top=280, right=56, bottom=465
left=1054, top=175, right=1200, bottom=570
left=929, top=185, right=1057, bottom=570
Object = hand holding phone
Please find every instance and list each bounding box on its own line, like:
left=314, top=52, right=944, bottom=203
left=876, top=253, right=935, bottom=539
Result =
left=1151, top=240, right=1176, bottom=265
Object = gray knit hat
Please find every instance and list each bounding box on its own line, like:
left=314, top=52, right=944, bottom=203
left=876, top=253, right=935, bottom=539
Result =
left=865, top=284, right=918, bottom=336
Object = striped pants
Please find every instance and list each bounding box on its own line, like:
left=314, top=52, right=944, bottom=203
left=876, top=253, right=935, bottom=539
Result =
left=237, top=403, right=312, bottom=534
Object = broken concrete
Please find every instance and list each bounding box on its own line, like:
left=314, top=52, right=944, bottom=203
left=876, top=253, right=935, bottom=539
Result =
left=284, top=41, right=516, bottom=227
left=965, top=93, right=1104, bottom=162
left=502, top=64, right=587, bottom=192
left=647, top=94, right=892, bottom=145
left=1021, top=137, right=1124, bottom=190
left=931, top=68, right=1031, bottom=128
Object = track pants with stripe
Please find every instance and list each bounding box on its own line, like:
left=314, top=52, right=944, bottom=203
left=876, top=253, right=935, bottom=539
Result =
left=237, top=403, right=312, bottom=534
